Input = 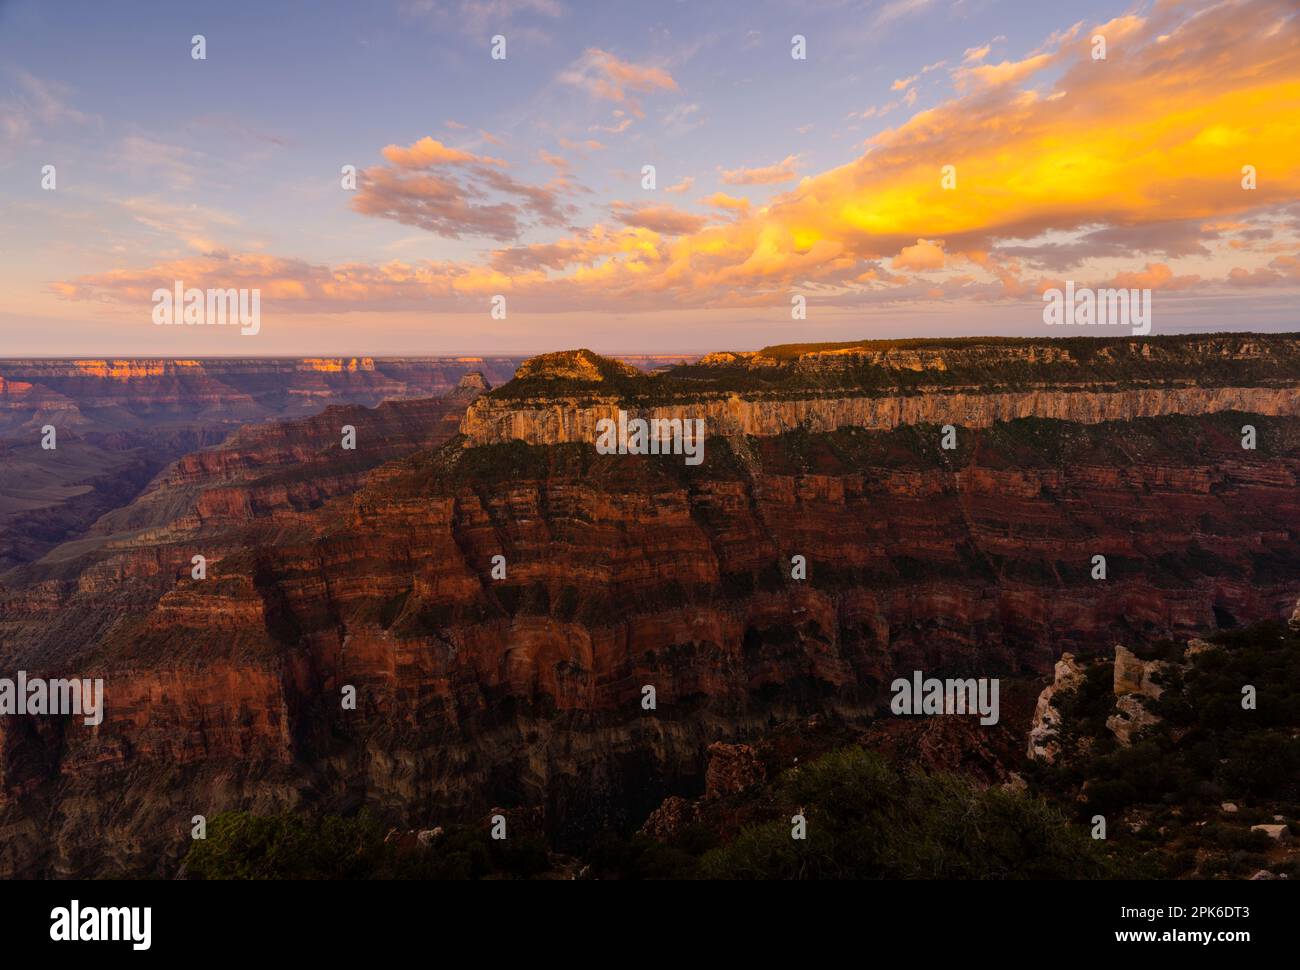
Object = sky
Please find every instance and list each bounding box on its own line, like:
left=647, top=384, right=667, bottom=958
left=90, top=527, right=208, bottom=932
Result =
left=1, top=0, right=1298, bottom=356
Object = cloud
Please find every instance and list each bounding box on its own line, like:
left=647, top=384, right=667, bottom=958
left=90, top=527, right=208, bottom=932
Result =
left=381, top=136, right=505, bottom=168
left=1101, top=262, right=1201, bottom=291
left=1227, top=252, right=1300, bottom=287
left=118, top=196, right=242, bottom=252
left=57, top=0, right=1300, bottom=316
left=536, top=148, right=569, bottom=170
left=662, top=101, right=702, bottom=134
left=558, top=136, right=605, bottom=152
left=51, top=248, right=552, bottom=311
left=116, top=135, right=208, bottom=189
left=351, top=135, right=573, bottom=240
left=9, top=69, right=88, bottom=126
left=609, top=201, right=709, bottom=235
left=702, top=192, right=750, bottom=214
left=662, top=176, right=694, bottom=195
left=560, top=48, right=678, bottom=118
left=719, top=154, right=801, bottom=185
left=351, top=168, right=524, bottom=240
left=401, top=0, right=564, bottom=38
left=953, top=52, right=1054, bottom=93
left=589, top=112, right=632, bottom=134
left=486, top=224, right=659, bottom=275
left=874, top=0, right=937, bottom=28
left=0, top=68, right=91, bottom=153
left=891, top=239, right=946, bottom=271
left=999, top=219, right=1224, bottom=271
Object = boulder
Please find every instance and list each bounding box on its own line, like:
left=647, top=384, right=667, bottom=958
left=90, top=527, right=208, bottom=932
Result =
left=1251, top=824, right=1291, bottom=843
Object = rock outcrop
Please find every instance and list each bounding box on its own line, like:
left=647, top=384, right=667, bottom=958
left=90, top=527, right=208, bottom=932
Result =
left=703, top=743, right=766, bottom=800
left=640, top=795, right=699, bottom=840
left=450, top=372, right=492, bottom=398
left=1027, top=653, right=1085, bottom=762
left=1106, top=645, right=1170, bottom=745
left=641, top=742, right=764, bottom=840
left=1112, top=644, right=1168, bottom=699
left=514, top=349, right=639, bottom=383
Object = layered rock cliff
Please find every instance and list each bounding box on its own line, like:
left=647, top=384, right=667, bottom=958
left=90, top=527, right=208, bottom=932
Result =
left=463, top=337, right=1300, bottom=447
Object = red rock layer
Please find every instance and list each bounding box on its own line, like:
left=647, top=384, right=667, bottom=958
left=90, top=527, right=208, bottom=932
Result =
left=3, top=408, right=1299, bottom=876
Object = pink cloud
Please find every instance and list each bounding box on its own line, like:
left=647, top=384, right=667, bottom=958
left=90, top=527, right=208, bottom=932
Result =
left=719, top=154, right=801, bottom=186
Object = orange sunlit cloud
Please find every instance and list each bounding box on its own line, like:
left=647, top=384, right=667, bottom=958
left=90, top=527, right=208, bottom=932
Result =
left=55, top=0, right=1300, bottom=318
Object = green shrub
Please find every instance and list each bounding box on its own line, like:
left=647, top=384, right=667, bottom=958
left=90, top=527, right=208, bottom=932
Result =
left=584, top=831, right=699, bottom=880
left=183, top=810, right=389, bottom=880
left=183, top=812, right=546, bottom=880
left=698, top=747, right=1126, bottom=880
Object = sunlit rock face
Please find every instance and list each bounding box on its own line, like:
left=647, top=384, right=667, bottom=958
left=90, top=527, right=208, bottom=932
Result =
left=1027, top=653, right=1085, bottom=763
left=464, top=335, right=1300, bottom=448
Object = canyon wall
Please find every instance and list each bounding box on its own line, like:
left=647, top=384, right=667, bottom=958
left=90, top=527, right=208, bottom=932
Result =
left=464, top=384, right=1300, bottom=446
left=0, top=356, right=524, bottom=435
left=0, top=358, right=523, bottom=570
left=2, top=336, right=1300, bottom=876
left=463, top=336, right=1300, bottom=446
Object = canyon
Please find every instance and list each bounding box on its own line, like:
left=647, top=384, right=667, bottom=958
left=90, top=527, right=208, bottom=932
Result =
left=1, top=334, right=1299, bottom=877
left=0, top=356, right=524, bottom=571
